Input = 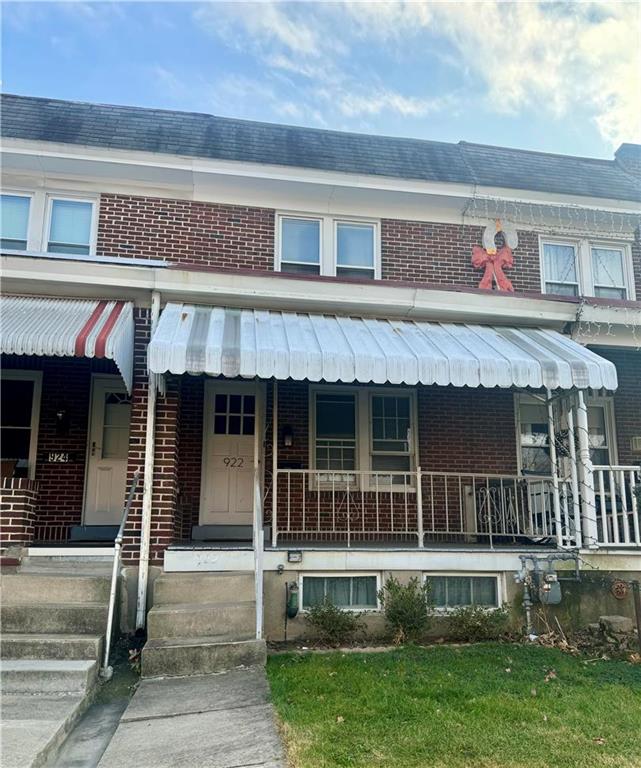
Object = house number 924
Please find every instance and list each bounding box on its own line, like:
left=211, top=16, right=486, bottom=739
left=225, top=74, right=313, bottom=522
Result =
left=223, top=456, right=244, bottom=467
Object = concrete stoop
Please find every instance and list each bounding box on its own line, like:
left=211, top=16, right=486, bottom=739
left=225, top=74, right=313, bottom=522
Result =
left=142, top=571, right=266, bottom=678
left=0, top=563, right=111, bottom=768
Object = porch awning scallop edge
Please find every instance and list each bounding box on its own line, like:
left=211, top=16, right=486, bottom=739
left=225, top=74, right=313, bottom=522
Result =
left=1, top=296, right=135, bottom=392
left=148, top=303, right=618, bottom=391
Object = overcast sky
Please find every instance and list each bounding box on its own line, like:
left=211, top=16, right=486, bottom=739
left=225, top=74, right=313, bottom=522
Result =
left=3, top=1, right=640, bottom=159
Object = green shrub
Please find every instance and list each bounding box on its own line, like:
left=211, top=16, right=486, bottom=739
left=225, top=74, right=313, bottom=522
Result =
left=445, top=604, right=511, bottom=642
left=305, top=598, right=365, bottom=646
left=378, top=576, right=432, bottom=643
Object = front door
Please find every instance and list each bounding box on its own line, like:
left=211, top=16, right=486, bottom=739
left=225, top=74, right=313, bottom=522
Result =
left=84, top=377, right=132, bottom=525
left=201, top=382, right=256, bottom=525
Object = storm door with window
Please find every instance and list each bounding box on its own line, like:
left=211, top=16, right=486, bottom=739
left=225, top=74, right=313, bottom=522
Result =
left=201, top=382, right=257, bottom=525
left=84, top=377, right=132, bottom=525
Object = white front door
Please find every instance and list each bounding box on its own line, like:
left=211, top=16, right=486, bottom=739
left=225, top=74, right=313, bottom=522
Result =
left=84, top=377, right=131, bottom=526
left=201, top=382, right=257, bottom=525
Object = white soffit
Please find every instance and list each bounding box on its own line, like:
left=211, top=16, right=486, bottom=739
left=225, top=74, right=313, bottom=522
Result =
left=1, top=295, right=135, bottom=392
left=148, top=303, right=618, bottom=391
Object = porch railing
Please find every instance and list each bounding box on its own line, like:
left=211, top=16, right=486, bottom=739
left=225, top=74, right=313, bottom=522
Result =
left=593, top=465, right=641, bottom=547
left=272, top=469, right=576, bottom=548
left=100, top=469, right=140, bottom=679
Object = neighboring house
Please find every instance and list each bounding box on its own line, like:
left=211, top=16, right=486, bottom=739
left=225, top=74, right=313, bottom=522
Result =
left=1, top=94, right=640, bottom=654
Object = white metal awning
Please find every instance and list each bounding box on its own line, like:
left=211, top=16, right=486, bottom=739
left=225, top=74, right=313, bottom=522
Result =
left=148, top=303, right=618, bottom=391
left=1, top=296, right=135, bottom=392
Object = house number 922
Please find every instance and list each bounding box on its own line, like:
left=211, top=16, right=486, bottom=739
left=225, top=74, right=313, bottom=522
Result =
left=223, top=456, right=244, bottom=467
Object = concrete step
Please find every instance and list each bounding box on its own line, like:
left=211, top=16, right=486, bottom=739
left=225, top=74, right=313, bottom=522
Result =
left=147, top=601, right=256, bottom=641
left=141, top=637, right=266, bottom=678
left=1, top=572, right=111, bottom=604
left=153, top=571, right=255, bottom=606
left=1, top=633, right=103, bottom=661
left=0, top=659, right=97, bottom=694
left=1, top=603, right=109, bottom=635
left=1, top=694, right=87, bottom=768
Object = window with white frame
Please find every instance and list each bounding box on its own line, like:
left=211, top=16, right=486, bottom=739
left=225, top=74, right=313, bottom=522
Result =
left=591, top=246, right=627, bottom=299
left=302, top=574, right=378, bottom=610
left=541, top=238, right=634, bottom=300
left=371, top=394, right=412, bottom=476
left=587, top=401, right=615, bottom=466
left=280, top=216, right=321, bottom=274
left=1, top=371, right=42, bottom=479
left=425, top=574, right=500, bottom=609
left=335, top=222, right=376, bottom=279
left=517, top=399, right=552, bottom=475
left=542, top=241, right=579, bottom=296
left=314, top=392, right=357, bottom=471
left=0, top=190, right=97, bottom=256
left=516, top=395, right=616, bottom=475
left=47, top=198, right=94, bottom=255
left=278, top=213, right=378, bottom=279
left=311, top=388, right=415, bottom=481
left=1, top=193, right=31, bottom=250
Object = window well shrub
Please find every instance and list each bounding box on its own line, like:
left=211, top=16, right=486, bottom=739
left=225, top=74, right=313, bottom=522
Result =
left=445, top=604, right=511, bottom=642
left=378, top=576, right=432, bottom=644
left=305, top=598, right=365, bottom=646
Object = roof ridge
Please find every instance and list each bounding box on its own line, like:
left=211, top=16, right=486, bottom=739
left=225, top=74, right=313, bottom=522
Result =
left=459, top=140, right=616, bottom=167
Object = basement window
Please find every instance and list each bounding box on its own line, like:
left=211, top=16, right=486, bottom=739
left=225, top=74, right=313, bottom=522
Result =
left=424, top=574, right=500, bottom=609
left=301, top=574, right=378, bottom=610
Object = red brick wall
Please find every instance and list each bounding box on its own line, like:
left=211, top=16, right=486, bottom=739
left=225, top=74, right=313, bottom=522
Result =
left=0, top=479, right=38, bottom=545
left=177, top=376, right=205, bottom=541
left=381, top=222, right=542, bottom=292
left=98, top=194, right=274, bottom=270
left=595, top=347, right=641, bottom=466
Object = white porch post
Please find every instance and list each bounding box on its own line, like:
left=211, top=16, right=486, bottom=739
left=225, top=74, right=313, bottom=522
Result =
left=136, top=290, right=161, bottom=630
left=253, top=384, right=264, bottom=640
left=576, top=390, right=599, bottom=548
left=564, top=399, right=583, bottom=548
left=546, top=390, right=563, bottom=547
left=271, top=380, right=278, bottom=548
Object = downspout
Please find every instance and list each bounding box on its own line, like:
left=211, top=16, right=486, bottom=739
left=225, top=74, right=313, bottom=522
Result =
left=135, top=290, right=161, bottom=630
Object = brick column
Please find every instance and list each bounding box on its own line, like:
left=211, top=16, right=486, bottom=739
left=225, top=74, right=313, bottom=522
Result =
left=0, top=478, right=39, bottom=546
left=121, top=308, right=183, bottom=566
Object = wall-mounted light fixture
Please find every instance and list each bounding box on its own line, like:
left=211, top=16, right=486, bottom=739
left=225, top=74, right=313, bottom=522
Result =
left=281, top=424, right=294, bottom=448
left=55, top=405, right=70, bottom=436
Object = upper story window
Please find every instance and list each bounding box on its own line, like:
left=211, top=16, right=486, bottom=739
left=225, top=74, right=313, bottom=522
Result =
left=591, top=246, right=627, bottom=299
left=542, top=242, right=579, bottom=296
left=47, top=199, right=94, bottom=255
left=1, top=194, right=31, bottom=250
left=0, top=190, right=97, bottom=256
left=278, top=213, right=379, bottom=279
left=541, top=238, right=634, bottom=300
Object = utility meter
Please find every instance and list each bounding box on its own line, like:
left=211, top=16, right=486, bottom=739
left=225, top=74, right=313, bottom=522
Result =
left=536, top=571, right=562, bottom=605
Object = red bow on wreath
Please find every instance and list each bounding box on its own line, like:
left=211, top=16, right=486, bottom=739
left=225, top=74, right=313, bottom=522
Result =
left=471, top=245, right=514, bottom=291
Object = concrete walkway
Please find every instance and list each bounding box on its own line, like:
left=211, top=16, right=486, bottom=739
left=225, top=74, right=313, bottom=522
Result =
left=96, top=668, right=286, bottom=768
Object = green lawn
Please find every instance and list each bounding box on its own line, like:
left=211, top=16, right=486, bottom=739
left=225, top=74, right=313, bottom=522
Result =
left=267, top=644, right=641, bottom=768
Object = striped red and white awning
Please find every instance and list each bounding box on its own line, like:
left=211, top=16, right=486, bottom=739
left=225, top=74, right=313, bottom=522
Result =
left=1, top=296, right=135, bottom=392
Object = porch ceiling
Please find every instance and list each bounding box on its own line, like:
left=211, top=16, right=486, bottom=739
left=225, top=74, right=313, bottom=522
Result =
left=1, top=295, right=135, bottom=392
left=147, top=303, right=618, bottom=391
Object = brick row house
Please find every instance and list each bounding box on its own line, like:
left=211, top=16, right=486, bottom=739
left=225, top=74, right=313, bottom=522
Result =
left=1, top=94, right=640, bottom=664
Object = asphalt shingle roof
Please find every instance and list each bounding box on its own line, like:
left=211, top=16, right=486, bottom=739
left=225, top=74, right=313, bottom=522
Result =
left=2, top=93, right=640, bottom=202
